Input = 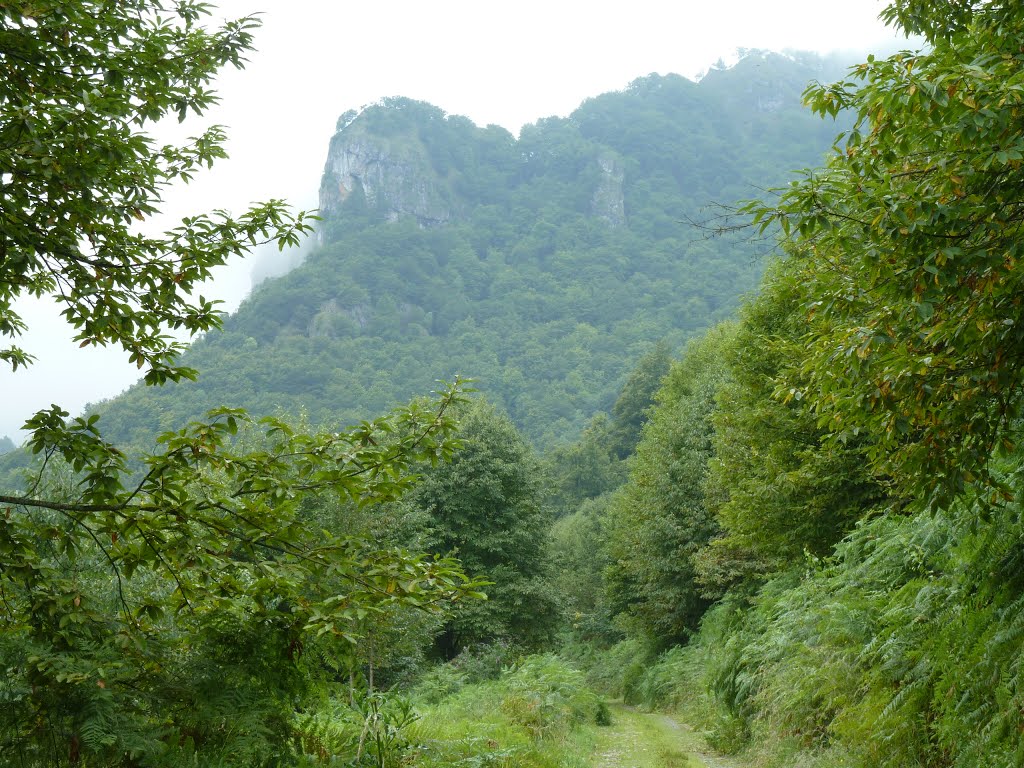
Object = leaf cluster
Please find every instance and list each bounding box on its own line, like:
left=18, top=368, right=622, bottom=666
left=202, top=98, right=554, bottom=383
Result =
left=746, top=9, right=1024, bottom=509
left=0, top=1, right=313, bottom=381
left=0, top=381, right=483, bottom=765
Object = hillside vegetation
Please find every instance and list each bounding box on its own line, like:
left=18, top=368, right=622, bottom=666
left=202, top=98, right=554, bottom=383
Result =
left=562, top=4, right=1024, bottom=767
left=89, top=51, right=845, bottom=449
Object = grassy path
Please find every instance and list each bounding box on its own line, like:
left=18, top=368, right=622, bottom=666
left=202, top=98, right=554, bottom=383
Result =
left=590, top=702, right=744, bottom=768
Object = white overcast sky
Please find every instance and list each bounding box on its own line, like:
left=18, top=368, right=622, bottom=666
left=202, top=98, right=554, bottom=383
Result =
left=1, top=0, right=911, bottom=441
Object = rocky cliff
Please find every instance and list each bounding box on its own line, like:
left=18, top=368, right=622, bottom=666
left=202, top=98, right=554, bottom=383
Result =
left=317, top=97, right=633, bottom=236
left=319, top=132, right=453, bottom=227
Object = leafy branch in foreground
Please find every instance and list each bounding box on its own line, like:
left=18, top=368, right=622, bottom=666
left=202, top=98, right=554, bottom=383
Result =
left=0, top=379, right=484, bottom=765
left=0, top=3, right=484, bottom=765
left=0, top=1, right=315, bottom=382
left=3, top=378, right=480, bottom=629
left=741, top=4, right=1024, bottom=510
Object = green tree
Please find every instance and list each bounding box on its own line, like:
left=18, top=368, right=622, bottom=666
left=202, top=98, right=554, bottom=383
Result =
left=407, top=400, right=559, bottom=655
left=1, top=389, right=479, bottom=766
left=605, top=327, right=731, bottom=649
left=608, top=341, right=673, bottom=459
left=750, top=1, right=1024, bottom=510
left=544, top=413, right=627, bottom=517
left=700, top=262, right=885, bottom=589
left=548, top=495, right=618, bottom=644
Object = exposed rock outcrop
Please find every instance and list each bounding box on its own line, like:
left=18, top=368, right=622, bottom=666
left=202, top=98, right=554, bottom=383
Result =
left=319, top=131, right=452, bottom=227
left=591, top=151, right=625, bottom=226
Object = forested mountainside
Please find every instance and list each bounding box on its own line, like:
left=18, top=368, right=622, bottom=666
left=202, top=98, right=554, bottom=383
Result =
left=91, top=51, right=847, bottom=448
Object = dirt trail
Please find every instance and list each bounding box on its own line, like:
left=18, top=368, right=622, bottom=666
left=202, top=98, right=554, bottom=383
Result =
left=590, top=703, right=745, bottom=768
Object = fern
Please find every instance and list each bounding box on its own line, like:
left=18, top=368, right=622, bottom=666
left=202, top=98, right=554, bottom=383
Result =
left=688, top=475, right=1024, bottom=767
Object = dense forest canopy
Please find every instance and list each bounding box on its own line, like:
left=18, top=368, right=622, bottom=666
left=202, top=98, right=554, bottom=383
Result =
left=583, top=4, right=1024, bottom=767
left=83, top=51, right=848, bottom=451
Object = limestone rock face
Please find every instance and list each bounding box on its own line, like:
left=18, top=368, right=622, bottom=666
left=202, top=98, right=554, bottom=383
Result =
left=319, top=132, right=452, bottom=227
left=319, top=99, right=641, bottom=238
left=591, top=151, right=625, bottom=227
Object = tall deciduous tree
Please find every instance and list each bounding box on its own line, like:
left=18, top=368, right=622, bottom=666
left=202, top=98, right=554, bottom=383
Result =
left=605, top=328, right=731, bottom=649
left=700, top=262, right=885, bottom=590
left=750, top=1, right=1024, bottom=510
left=609, top=342, right=673, bottom=459
left=549, top=495, right=618, bottom=644
left=408, top=400, right=559, bottom=655
left=544, top=413, right=627, bottom=518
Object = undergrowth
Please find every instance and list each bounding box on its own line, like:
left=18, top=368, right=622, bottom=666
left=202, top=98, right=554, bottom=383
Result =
left=583, top=483, right=1024, bottom=768
left=290, top=651, right=608, bottom=766
left=410, top=654, right=606, bottom=767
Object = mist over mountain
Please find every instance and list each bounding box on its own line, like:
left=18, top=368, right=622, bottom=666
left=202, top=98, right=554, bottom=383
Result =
left=88, top=51, right=849, bottom=448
